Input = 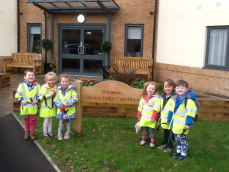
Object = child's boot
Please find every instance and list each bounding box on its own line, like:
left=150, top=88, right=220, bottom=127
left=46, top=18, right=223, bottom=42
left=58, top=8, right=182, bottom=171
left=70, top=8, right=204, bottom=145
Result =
left=58, top=134, right=63, bottom=141
left=24, top=130, right=30, bottom=140
left=30, top=131, right=36, bottom=140
left=64, top=134, right=70, bottom=140
left=140, top=136, right=147, bottom=146
left=150, top=139, right=155, bottom=148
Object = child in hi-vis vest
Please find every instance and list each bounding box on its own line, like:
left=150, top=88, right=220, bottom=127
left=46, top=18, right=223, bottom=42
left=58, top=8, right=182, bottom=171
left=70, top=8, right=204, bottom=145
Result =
left=168, top=79, right=197, bottom=161
left=158, top=79, right=175, bottom=152
left=137, top=81, right=160, bottom=148
left=54, top=74, right=78, bottom=141
left=39, top=72, right=57, bottom=138
left=15, top=69, right=40, bottom=140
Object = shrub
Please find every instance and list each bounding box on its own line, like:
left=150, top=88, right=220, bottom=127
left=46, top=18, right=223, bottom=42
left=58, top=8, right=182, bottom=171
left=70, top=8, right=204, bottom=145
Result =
left=104, top=64, right=139, bottom=86
left=132, top=79, right=147, bottom=89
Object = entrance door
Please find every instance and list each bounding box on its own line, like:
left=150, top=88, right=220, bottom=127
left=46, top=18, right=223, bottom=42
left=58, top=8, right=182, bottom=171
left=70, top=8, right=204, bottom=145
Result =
left=58, top=24, right=106, bottom=76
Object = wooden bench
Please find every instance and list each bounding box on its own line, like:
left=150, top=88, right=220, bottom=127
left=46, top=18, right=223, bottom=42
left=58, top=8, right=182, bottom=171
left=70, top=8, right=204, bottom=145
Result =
left=3, top=52, right=43, bottom=75
left=114, top=57, right=153, bottom=81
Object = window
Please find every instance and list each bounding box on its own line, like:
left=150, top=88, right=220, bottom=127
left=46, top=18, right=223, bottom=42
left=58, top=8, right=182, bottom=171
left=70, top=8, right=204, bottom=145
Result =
left=125, top=24, right=144, bottom=57
left=28, top=24, right=42, bottom=53
left=205, top=26, right=229, bottom=69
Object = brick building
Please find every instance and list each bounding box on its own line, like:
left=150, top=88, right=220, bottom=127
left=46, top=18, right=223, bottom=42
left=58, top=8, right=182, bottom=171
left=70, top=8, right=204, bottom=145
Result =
left=2, top=0, right=229, bottom=97
left=17, top=0, right=157, bottom=77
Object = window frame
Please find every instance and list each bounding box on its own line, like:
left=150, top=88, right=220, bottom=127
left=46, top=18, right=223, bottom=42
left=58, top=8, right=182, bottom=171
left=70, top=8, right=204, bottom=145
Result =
left=124, top=24, right=144, bottom=57
left=205, top=26, right=229, bottom=70
left=27, top=23, right=42, bottom=53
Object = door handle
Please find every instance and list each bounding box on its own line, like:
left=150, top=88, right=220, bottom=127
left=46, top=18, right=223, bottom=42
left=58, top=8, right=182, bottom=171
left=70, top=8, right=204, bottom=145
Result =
left=78, top=45, right=85, bottom=54
left=78, top=42, right=85, bottom=54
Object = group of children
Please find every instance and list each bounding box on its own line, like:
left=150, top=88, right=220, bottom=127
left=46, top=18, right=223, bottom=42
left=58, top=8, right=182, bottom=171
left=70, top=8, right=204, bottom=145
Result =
left=15, top=69, right=78, bottom=141
left=15, top=69, right=196, bottom=161
left=137, top=79, right=198, bottom=161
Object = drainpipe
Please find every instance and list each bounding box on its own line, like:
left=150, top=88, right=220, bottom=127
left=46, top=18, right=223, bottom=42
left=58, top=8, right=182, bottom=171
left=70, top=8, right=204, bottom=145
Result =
left=107, top=13, right=111, bottom=66
left=50, top=13, right=54, bottom=61
left=44, top=11, right=47, bottom=62
left=44, top=11, right=47, bottom=38
left=17, top=0, right=20, bottom=52
left=152, top=0, right=158, bottom=80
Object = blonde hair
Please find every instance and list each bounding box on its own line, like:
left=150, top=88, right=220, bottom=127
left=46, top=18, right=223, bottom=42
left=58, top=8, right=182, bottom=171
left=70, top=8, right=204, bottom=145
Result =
left=59, top=74, right=70, bottom=82
left=142, top=81, right=158, bottom=96
left=44, top=72, right=57, bottom=82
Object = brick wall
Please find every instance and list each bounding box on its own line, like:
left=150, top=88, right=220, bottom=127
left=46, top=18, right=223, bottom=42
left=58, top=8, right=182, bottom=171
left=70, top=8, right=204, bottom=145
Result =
left=154, top=63, right=229, bottom=97
left=19, top=0, right=156, bottom=66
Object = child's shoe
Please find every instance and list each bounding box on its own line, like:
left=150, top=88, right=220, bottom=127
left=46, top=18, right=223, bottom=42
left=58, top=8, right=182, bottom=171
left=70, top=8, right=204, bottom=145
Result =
left=164, top=147, right=172, bottom=152
left=170, top=152, right=181, bottom=158
left=158, top=144, right=167, bottom=149
left=30, top=131, right=36, bottom=140
left=150, top=142, right=155, bottom=148
left=64, top=134, right=70, bottom=140
left=43, top=134, right=49, bottom=138
left=48, top=133, right=55, bottom=137
left=58, top=135, right=63, bottom=141
left=139, top=136, right=147, bottom=146
left=177, top=155, right=187, bottom=161
left=150, top=139, right=155, bottom=148
left=139, top=140, right=146, bottom=146
left=24, top=130, right=30, bottom=140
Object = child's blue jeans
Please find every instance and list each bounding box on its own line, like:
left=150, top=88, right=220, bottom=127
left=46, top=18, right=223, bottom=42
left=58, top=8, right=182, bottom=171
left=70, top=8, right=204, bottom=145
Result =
left=174, top=134, right=188, bottom=156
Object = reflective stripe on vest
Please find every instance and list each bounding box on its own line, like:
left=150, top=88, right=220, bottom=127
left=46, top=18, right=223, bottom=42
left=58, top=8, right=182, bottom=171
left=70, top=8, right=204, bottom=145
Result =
left=56, top=89, right=76, bottom=115
left=19, top=83, right=39, bottom=115
left=173, top=118, right=186, bottom=125
left=139, top=96, right=160, bottom=128
left=40, top=105, right=52, bottom=109
left=172, top=99, right=197, bottom=134
left=141, top=114, right=151, bottom=119
left=21, top=83, right=39, bottom=102
left=160, top=97, right=175, bottom=129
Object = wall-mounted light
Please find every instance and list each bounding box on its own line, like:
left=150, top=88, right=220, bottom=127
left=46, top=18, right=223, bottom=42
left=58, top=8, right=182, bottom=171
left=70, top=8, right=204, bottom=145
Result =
left=77, top=14, right=85, bottom=23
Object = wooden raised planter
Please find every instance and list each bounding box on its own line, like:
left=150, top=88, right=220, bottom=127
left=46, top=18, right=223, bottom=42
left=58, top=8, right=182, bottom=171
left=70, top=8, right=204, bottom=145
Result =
left=0, top=73, right=10, bottom=87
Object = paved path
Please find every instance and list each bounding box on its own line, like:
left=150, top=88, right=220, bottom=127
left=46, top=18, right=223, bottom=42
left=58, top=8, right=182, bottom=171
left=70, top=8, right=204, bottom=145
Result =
left=0, top=114, right=58, bottom=172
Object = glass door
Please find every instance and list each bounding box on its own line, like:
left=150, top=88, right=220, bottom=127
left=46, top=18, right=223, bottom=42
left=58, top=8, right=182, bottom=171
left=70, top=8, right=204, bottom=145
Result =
left=59, top=25, right=106, bottom=76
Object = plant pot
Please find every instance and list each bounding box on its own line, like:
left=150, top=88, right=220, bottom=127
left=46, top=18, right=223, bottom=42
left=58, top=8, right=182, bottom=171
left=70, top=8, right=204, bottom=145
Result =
left=44, top=62, right=52, bottom=73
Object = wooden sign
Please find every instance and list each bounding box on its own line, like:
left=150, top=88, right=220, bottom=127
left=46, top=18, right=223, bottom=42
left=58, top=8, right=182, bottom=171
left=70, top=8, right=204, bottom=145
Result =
left=82, top=80, right=142, bottom=105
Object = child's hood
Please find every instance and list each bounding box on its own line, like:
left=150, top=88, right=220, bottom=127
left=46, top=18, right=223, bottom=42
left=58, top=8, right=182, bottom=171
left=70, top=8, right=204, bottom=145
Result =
left=24, top=80, right=39, bottom=86
left=173, top=90, right=196, bottom=102
left=184, top=90, right=196, bottom=100
left=55, top=81, right=77, bottom=92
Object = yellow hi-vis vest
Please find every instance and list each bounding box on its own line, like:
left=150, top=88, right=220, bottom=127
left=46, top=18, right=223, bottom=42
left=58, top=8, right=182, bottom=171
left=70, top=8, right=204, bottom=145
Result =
left=39, top=84, right=56, bottom=118
left=171, top=99, right=197, bottom=134
left=160, top=96, right=175, bottom=129
left=54, top=89, right=78, bottom=116
left=138, top=95, right=160, bottom=128
left=15, top=83, right=40, bottom=115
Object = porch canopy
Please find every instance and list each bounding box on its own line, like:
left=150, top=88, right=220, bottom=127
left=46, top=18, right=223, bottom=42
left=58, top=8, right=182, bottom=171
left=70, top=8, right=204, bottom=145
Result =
left=27, top=0, right=120, bottom=14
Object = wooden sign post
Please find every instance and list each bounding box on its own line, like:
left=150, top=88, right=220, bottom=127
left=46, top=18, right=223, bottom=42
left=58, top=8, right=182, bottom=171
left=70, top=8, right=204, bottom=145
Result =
left=74, top=80, right=83, bottom=137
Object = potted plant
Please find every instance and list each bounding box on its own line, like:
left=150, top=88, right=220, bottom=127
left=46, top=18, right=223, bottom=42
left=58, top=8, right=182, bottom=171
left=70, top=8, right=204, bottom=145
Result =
left=42, top=38, right=52, bottom=73
left=101, top=40, right=112, bottom=79
left=101, top=40, right=112, bottom=54
left=50, top=58, right=57, bottom=73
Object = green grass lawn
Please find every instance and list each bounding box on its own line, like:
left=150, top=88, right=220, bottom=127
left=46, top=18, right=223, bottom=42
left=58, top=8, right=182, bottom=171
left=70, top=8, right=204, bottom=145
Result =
left=15, top=113, right=229, bottom=172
